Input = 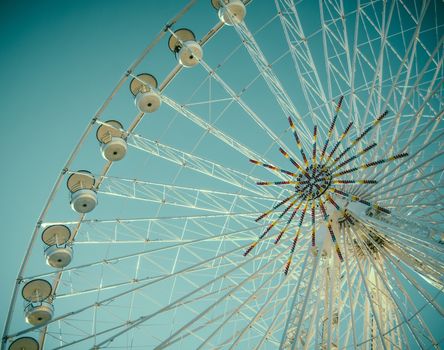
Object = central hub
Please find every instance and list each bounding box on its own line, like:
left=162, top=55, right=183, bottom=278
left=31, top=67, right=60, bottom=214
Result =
left=294, top=163, right=332, bottom=200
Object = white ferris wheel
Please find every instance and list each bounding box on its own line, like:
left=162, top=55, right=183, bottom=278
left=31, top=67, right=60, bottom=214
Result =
left=2, top=0, right=443, bottom=349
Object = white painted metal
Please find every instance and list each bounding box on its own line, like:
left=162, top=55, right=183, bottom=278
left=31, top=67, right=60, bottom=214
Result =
left=44, top=244, right=73, bottom=269
left=217, top=0, right=246, bottom=25
left=178, top=41, right=203, bottom=67
left=100, top=137, right=128, bottom=161
left=70, top=189, right=98, bottom=213
left=168, top=28, right=203, bottom=67
left=134, top=90, right=162, bottom=113
left=24, top=302, right=54, bottom=327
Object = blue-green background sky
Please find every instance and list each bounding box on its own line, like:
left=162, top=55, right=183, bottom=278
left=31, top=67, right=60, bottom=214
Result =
left=0, top=0, right=187, bottom=328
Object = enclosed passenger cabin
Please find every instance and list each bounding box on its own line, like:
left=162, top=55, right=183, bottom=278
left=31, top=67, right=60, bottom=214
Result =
left=8, top=337, right=39, bottom=350
left=130, top=73, right=161, bottom=114
left=67, top=170, right=97, bottom=214
left=96, top=120, right=127, bottom=161
left=168, top=28, right=203, bottom=68
left=22, top=279, right=54, bottom=326
left=42, top=225, right=73, bottom=268
left=211, top=0, right=246, bottom=25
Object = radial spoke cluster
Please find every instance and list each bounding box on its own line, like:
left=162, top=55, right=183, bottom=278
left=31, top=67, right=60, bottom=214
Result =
left=247, top=96, right=409, bottom=273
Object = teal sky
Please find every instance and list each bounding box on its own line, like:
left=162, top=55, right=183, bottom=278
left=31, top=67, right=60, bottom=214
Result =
left=0, top=0, right=185, bottom=328
left=0, top=0, right=442, bottom=348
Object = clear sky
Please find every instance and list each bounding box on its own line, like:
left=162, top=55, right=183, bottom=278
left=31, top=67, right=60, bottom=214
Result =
left=0, top=0, right=186, bottom=328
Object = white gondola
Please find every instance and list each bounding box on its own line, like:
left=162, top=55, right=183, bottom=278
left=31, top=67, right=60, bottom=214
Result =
left=130, top=73, right=161, bottom=113
left=8, top=337, right=39, bottom=350
left=96, top=120, right=127, bottom=161
left=211, top=0, right=246, bottom=25
left=67, top=170, right=97, bottom=213
left=22, top=279, right=54, bottom=326
left=42, top=225, right=73, bottom=268
left=168, top=28, right=203, bottom=68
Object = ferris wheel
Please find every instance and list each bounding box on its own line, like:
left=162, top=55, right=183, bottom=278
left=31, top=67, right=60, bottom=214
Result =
left=3, top=0, right=444, bottom=349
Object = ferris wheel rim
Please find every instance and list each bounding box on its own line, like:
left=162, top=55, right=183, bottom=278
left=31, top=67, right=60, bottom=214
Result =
left=3, top=0, right=264, bottom=347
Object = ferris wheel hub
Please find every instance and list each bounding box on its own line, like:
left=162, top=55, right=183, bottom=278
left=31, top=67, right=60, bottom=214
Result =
left=294, top=164, right=332, bottom=200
